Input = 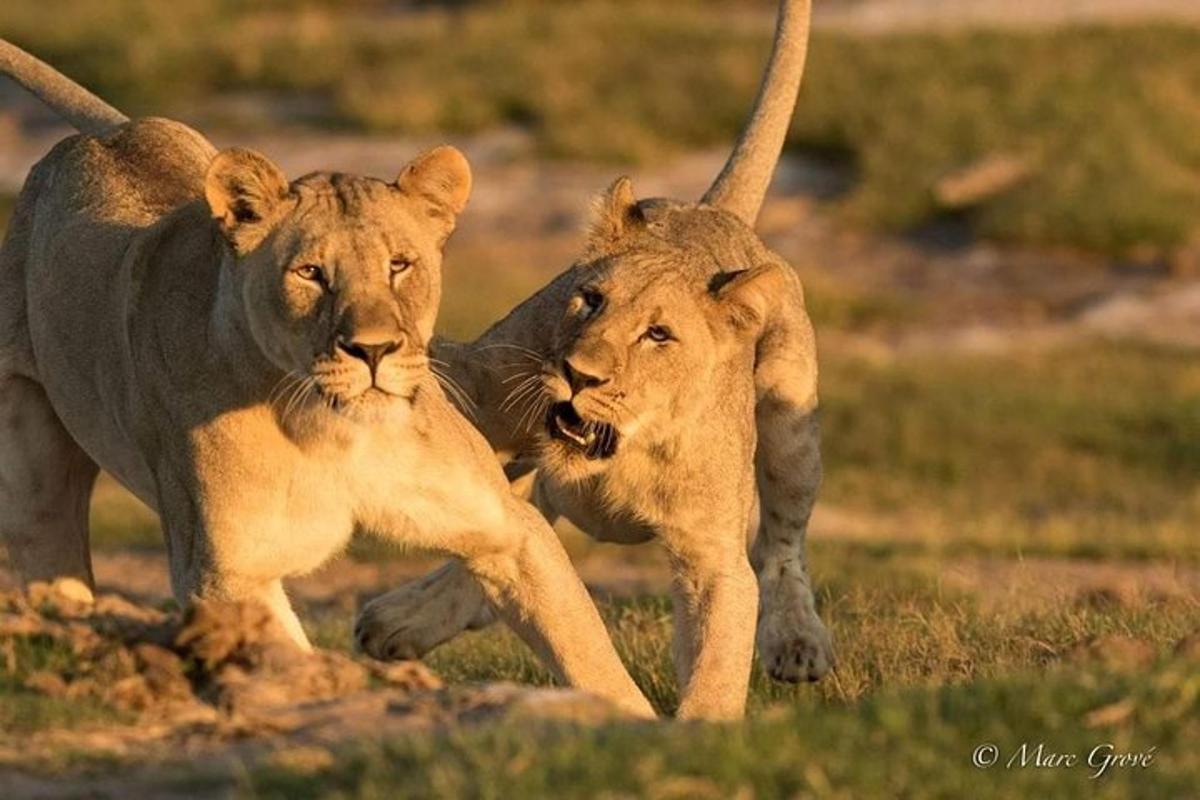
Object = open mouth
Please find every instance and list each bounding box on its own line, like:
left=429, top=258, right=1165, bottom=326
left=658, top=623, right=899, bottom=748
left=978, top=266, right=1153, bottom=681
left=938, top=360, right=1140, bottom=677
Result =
left=546, top=402, right=619, bottom=460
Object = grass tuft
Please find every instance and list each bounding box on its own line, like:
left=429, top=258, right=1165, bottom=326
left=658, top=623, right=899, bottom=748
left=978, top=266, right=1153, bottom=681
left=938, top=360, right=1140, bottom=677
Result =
left=2, top=3, right=1198, bottom=252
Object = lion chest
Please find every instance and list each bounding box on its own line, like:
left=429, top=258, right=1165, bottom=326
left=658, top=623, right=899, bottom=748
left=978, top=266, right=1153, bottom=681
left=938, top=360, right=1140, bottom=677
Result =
left=193, top=424, right=359, bottom=581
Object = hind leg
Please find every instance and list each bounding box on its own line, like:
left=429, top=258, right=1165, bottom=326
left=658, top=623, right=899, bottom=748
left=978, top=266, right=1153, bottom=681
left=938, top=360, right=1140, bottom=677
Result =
left=0, top=375, right=99, bottom=590
left=750, top=270, right=834, bottom=682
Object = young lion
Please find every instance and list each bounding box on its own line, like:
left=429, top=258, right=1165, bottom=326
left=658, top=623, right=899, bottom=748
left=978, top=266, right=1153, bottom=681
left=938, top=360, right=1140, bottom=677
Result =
left=0, top=42, right=653, bottom=717
left=356, top=0, right=831, bottom=719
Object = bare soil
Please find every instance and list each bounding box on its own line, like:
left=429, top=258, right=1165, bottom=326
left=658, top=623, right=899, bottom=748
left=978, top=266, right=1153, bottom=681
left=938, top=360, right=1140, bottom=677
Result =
left=0, top=579, right=624, bottom=796
left=816, top=0, right=1200, bottom=33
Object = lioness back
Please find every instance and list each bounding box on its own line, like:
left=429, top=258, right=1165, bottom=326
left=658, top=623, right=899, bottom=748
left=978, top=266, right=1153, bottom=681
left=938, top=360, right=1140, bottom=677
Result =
left=12, top=118, right=218, bottom=502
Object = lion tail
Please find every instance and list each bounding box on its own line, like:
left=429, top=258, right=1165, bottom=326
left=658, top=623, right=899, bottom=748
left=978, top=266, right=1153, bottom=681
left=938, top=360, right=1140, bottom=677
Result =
left=0, top=39, right=127, bottom=135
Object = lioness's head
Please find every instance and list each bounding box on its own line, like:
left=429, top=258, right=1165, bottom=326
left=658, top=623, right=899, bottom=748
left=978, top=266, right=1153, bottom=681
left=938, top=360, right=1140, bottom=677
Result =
left=204, top=145, right=470, bottom=417
left=527, top=0, right=815, bottom=479
left=537, top=178, right=787, bottom=481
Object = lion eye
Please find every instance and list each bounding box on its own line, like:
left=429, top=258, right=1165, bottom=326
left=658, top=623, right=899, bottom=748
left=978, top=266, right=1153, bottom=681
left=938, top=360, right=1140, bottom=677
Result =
left=390, top=256, right=414, bottom=275
left=580, top=288, right=604, bottom=312
left=645, top=325, right=673, bottom=343
left=294, top=264, right=325, bottom=283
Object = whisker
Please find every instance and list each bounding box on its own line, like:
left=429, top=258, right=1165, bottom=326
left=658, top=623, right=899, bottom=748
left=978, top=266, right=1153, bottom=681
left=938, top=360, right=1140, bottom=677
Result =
left=515, top=386, right=552, bottom=435
left=434, top=368, right=472, bottom=404
left=281, top=376, right=315, bottom=426
left=432, top=366, right=479, bottom=422
left=500, top=369, right=539, bottom=385
left=502, top=377, right=543, bottom=415
left=474, top=343, right=543, bottom=361
left=500, top=375, right=541, bottom=411
left=268, top=371, right=304, bottom=411
left=272, top=374, right=304, bottom=416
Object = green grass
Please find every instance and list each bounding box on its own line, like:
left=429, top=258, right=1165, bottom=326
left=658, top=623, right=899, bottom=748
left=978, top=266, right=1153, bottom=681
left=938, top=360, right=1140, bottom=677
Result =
left=820, top=342, right=1200, bottom=562
left=0, top=635, right=127, bottom=735
left=298, top=543, right=1197, bottom=715
left=242, top=654, right=1200, bottom=799
left=7, top=540, right=1196, bottom=793
left=4, top=2, right=1199, bottom=253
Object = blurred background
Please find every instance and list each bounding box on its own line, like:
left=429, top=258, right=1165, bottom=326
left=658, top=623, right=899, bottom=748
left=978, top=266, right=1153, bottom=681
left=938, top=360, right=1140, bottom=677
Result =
left=0, top=1, right=1197, bottom=794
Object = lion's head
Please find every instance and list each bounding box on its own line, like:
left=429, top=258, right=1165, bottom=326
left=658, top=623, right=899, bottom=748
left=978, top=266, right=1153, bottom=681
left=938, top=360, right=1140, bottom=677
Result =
left=536, top=178, right=788, bottom=481
left=203, top=145, right=471, bottom=418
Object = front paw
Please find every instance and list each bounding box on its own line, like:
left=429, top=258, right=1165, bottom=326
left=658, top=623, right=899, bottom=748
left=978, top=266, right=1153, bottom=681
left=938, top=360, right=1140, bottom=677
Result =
left=354, top=576, right=492, bottom=661
left=357, top=582, right=451, bottom=662
left=757, top=609, right=835, bottom=684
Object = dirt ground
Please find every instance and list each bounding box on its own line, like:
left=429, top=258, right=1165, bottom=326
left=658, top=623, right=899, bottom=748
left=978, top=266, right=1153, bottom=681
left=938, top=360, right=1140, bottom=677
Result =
left=816, top=0, right=1200, bottom=32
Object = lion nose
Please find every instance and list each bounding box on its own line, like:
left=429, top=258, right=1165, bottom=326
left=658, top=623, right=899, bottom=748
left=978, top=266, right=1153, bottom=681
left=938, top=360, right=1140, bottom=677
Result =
left=563, top=358, right=609, bottom=394
left=337, top=336, right=404, bottom=373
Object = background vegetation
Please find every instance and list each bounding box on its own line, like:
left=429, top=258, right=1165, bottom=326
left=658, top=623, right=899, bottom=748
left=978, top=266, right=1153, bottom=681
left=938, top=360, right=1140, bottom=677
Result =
left=1, top=2, right=1197, bottom=796
left=3, top=1, right=1200, bottom=254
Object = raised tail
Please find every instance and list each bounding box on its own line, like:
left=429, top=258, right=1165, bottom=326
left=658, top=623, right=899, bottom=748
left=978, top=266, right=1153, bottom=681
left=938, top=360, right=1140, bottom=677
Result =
left=701, top=0, right=812, bottom=227
left=0, top=39, right=127, bottom=135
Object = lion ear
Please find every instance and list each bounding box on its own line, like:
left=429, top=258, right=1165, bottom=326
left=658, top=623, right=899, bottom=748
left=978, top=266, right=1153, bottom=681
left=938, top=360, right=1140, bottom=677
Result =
left=395, top=146, right=472, bottom=242
left=586, top=176, right=643, bottom=254
left=709, top=263, right=786, bottom=333
left=205, top=148, right=289, bottom=253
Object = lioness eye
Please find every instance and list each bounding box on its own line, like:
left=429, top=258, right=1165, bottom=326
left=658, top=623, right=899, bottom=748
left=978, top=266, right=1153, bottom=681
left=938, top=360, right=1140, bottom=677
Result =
left=581, top=288, right=604, bottom=311
left=645, top=325, right=673, bottom=343
left=390, top=256, right=413, bottom=275
left=294, top=264, right=325, bottom=283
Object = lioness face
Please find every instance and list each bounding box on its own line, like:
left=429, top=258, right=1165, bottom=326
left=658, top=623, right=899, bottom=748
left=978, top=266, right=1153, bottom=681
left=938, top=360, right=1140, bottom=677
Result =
left=535, top=181, right=784, bottom=481
left=539, top=265, right=721, bottom=474
left=205, top=146, right=471, bottom=416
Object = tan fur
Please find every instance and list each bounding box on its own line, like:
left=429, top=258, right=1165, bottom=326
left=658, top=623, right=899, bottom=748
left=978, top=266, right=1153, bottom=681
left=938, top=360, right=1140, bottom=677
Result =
left=0, top=50, right=655, bottom=717
left=702, top=0, right=812, bottom=225
left=356, top=0, right=830, bottom=720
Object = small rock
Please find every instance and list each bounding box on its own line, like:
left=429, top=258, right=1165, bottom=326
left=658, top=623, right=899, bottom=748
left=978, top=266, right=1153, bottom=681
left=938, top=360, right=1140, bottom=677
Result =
left=28, top=578, right=94, bottom=617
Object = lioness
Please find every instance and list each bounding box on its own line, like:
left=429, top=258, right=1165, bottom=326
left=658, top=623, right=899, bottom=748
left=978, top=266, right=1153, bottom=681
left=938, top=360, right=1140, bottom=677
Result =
left=356, top=0, right=832, bottom=719
left=0, top=42, right=653, bottom=717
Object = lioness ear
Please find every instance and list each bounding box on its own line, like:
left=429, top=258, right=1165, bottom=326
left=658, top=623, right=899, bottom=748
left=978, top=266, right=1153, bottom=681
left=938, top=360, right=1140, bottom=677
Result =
left=586, top=176, right=643, bottom=255
left=205, top=148, right=289, bottom=253
left=709, top=263, right=787, bottom=333
left=395, top=146, right=472, bottom=241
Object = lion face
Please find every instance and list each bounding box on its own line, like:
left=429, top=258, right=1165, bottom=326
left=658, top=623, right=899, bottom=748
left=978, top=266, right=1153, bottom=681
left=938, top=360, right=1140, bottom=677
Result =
left=535, top=181, right=784, bottom=482
left=539, top=265, right=721, bottom=475
left=204, top=146, right=470, bottom=418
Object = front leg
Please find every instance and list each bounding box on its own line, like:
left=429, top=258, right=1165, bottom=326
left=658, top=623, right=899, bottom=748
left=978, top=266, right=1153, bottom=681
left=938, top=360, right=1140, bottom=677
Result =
left=155, top=454, right=354, bottom=654
left=666, top=536, right=759, bottom=720
left=380, top=466, right=654, bottom=718
left=356, top=559, right=495, bottom=660
left=355, top=467, right=554, bottom=661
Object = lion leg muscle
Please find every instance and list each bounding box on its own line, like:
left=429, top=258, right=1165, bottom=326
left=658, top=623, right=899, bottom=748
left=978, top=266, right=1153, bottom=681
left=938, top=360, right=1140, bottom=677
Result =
left=750, top=274, right=834, bottom=683
left=0, top=375, right=99, bottom=590
left=459, top=500, right=653, bottom=716
left=666, top=534, right=758, bottom=720
left=364, top=455, right=653, bottom=718
left=355, top=464, right=557, bottom=661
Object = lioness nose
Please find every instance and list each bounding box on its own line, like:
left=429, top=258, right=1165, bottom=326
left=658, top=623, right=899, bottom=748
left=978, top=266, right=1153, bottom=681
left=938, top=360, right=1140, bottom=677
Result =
left=337, top=336, right=404, bottom=372
left=563, top=358, right=609, bottom=394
